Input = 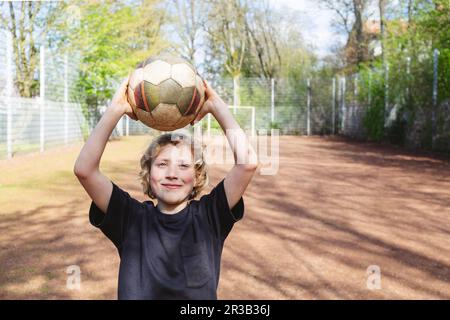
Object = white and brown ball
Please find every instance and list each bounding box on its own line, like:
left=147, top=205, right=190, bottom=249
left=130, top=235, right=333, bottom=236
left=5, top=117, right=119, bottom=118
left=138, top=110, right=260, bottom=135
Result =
left=126, top=54, right=206, bottom=131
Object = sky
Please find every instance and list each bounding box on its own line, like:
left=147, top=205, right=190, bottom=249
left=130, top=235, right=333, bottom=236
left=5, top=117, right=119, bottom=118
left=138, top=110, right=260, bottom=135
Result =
left=269, top=0, right=346, bottom=58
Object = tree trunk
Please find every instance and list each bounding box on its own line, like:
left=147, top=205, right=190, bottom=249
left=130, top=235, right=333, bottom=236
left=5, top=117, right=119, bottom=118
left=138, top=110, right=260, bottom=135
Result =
left=1, top=2, right=58, bottom=98
left=379, top=0, right=386, bottom=64
left=353, top=0, right=365, bottom=65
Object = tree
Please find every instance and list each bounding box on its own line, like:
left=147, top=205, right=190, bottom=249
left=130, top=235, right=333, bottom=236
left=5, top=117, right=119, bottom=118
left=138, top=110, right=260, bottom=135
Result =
left=320, top=0, right=370, bottom=66
left=245, top=0, right=282, bottom=79
left=0, top=1, right=63, bottom=97
left=354, top=0, right=366, bottom=64
left=416, top=0, right=450, bottom=100
left=64, top=0, right=168, bottom=114
left=204, top=0, right=249, bottom=106
left=378, top=0, right=387, bottom=66
left=320, top=0, right=355, bottom=36
left=170, top=0, right=207, bottom=67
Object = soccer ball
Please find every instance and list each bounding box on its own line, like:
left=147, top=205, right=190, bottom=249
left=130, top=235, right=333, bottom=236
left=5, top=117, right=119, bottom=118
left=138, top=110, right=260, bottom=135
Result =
left=126, top=54, right=206, bottom=131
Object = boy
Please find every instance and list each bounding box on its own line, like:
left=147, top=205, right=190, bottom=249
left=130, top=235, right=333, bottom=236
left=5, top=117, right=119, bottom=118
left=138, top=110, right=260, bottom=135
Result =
left=74, top=77, right=258, bottom=299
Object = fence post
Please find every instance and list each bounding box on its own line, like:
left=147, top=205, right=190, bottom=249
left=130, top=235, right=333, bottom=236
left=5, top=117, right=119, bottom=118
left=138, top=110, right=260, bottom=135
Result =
left=117, top=116, right=123, bottom=136
left=126, top=116, right=129, bottom=136
left=354, top=74, right=358, bottom=123
left=6, top=31, right=13, bottom=159
left=341, top=77, right=346, bottom=132
left=368, top=70, right=372, bottom=107
left=40, top=45, right=45, bottom=153
left=332, top=77, right=336, bottom=135
left=307, top=78, right=311, bottom=136
left=271, top=78, right=275, bottom=125
left=337, top=76, right=341, bottom=133
left=251, top=107, right=255, bottom=138
left=384, top=64, right=389, bottom=127
left=64, top=54, right=68, bottom=145
left=194, top=119, right=202, bottom=143
left=432, top=48, right=439, bottom=149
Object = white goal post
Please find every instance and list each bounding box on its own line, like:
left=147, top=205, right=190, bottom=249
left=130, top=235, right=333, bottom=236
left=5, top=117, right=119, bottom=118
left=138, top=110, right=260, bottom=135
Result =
left=205, top=105, right=256, bottom=138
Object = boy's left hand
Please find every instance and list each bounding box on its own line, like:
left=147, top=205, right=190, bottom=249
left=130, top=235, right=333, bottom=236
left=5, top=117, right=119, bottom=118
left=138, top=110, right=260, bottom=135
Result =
left=190, top=80, right=227, bottom=125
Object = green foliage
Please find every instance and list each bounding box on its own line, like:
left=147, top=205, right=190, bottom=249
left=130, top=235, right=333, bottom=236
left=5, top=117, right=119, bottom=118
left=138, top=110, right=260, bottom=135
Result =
left=438, top=48, right=450, bottom=103
left=239, top=79, right=271, bottom=107
left=362, top=97, right=385, bottom=142
left=269, top=121, right=280, bottom=130
left=339, top=0, right=450, bottom=150
left=62, top=0, right=169, bottom=120
left=81, top=122, right=91, bottom=142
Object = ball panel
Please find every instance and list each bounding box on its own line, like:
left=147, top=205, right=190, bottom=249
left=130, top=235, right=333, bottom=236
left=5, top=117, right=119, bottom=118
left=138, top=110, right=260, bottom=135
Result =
left=192, top=74, right=206, bottom=116
left=135, top=108, right=193, bottom=131
left=196, top=94, right=205, bottom=114
left=162, top=55, right=195, bottom=69
left=143, top=60, right=171, bottom=85
left=135, top=108, right=181, bottom=131
left=159, top=78, right=182, bottom=104
left=135, top=107, right=157, bottom=128
left=174, top=114, right=196, bottom=129
left=195, top=74, right=205, bottom=97
left=192, top=95, right=205, bottom=119
left=177, top=86, right=195, bottom=114
left=151, top=103, right=182, bottom=125
left=129, top=67, right=144, bottom=89
left=142, top=80, right=160, bottom=111
left=185, top=87, right=200, bottom=116
left=171, top=63, right=196, bottom=87
left=134, top=82, right=147, bottom=111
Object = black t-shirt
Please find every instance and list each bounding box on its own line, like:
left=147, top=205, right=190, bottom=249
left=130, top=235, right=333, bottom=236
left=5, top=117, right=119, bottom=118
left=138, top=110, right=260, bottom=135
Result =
left=89, top=178, right=244, bottom=300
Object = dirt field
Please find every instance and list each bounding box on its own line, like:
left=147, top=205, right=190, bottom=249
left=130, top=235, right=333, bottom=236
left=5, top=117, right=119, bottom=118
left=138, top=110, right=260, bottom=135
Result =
left=1, top=135, right=450, bottom=299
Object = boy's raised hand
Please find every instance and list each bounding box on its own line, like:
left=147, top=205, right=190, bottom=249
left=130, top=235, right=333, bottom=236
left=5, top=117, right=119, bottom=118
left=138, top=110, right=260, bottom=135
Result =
left=111, top=76, right=138, bottom=120
left=190, top=80, right=227, bottom=125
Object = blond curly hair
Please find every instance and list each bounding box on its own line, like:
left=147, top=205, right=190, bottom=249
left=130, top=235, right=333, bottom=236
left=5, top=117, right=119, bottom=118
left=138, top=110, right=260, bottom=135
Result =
left=139, top=131, right=208, bottom=200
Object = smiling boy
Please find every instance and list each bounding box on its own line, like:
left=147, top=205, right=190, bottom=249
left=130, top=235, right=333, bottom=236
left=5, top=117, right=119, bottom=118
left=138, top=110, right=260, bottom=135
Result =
left=74, top=77, right=258, bottom=299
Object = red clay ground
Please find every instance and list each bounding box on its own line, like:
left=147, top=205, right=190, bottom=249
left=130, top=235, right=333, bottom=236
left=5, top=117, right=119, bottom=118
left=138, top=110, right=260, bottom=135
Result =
left=1, top=135, right=450, bottom=299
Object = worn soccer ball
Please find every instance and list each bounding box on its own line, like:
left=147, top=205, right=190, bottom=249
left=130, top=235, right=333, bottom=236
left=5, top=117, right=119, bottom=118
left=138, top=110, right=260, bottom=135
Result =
left=126, top=54, right=206, bottom=131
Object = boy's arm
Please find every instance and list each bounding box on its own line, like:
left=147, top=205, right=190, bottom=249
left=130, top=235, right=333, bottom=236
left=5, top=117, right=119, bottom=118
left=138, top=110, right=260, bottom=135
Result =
left=74, top=77, right=136, bottom=214
left=192, top=82, right=258, bottom=209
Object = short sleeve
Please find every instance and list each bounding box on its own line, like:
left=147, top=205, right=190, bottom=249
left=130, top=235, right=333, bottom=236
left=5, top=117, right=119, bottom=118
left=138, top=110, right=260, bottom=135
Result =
left=200, top=179, right=245, bottom=240
left=89, top=182, right=142, bottom=251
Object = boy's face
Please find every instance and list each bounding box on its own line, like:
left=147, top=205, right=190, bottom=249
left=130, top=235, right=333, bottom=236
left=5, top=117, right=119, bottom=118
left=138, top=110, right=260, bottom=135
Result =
left=150, top=144, right=196, bottom=205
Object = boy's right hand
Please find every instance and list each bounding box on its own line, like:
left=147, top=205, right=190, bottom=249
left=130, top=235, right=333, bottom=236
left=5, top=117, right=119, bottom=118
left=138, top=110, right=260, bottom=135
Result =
left=111, top=76, right=138, bottom=120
